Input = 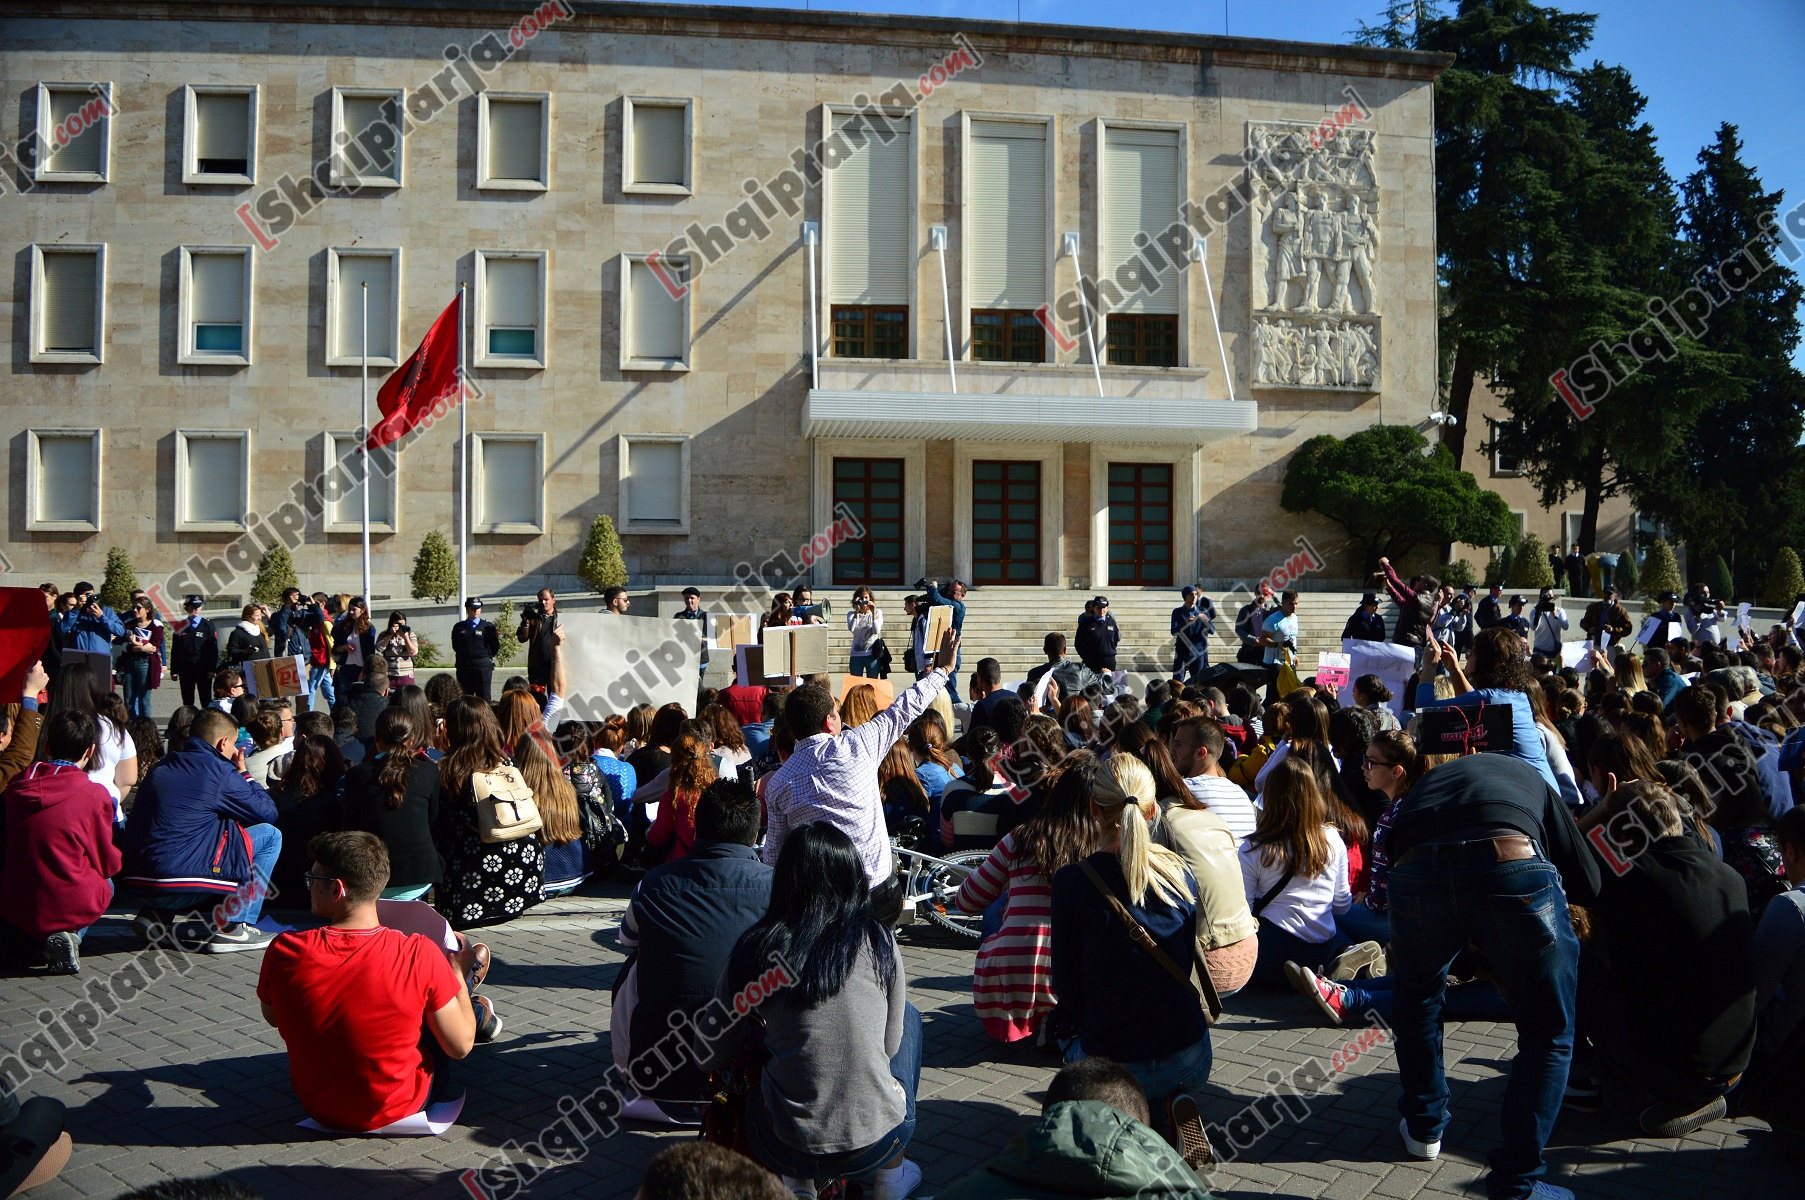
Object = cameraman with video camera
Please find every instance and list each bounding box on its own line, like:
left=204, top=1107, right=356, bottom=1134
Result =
left=55, top=581, right=124, bottom=655
left=1530, top=587, right=1569, bottom=658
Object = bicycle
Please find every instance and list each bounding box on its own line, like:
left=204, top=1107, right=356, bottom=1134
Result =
left=889, top=827, right=989, bottom=941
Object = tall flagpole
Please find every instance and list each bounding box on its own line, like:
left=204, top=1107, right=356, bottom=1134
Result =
left=458, top=284, right=469, bottom=606
left=360, top=282, right=372, bottom=601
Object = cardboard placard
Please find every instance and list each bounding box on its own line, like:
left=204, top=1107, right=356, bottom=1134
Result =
left=0, top=588, right=53, bottom=699
left=1314, top=652, right=1351, bottom=690
left=761, top=624, right=829, bottom=678
left=558, top=613, right=701, bottom=719
left=719, top=614, right=757, bottom=651
left=923, top=605, right=955, bottom=657
left=838, top=674, right=895, bottom=710
left=735, top=644, right=765, bottom=688
left=245, top=654, right=308, bottom=698
left=1415, top=702, right=1515, bottom=757
left=761, top=624, right=790, bottom=677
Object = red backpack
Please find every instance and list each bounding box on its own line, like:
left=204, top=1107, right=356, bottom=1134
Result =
left=306, top=620, right=331, bottom=669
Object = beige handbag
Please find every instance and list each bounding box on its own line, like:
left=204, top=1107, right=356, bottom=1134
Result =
left=472, top=759, right=543, bottom=843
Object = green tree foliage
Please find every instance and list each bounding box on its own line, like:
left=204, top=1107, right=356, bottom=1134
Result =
left=412, top=632, right=445, bottom=668
left=249, top=545, right=297, bottom=606
left=1615, top=546, right=1639, bottom=599
left=1509, top=533, right=1556, bottom=589
left=1703, top=554, right=1735, bottom=602
left=1639, top=539, right=1683, bottom=610
left=99, top=547, right=140, bottom=611
left=1281, top=424, right=1516, bottom=564
left=1762, top=547, right=1803, bottom=609
left=577, top=514, right=628, bottom=593
left=1442, top=559, right=1478, bottom=588
left=495, top=599, right=523, bottom=667
left=410, top=531, right=458, bottom=604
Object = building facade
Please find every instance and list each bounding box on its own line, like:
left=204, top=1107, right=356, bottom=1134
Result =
left=2, top=1, right=1447, bottom=602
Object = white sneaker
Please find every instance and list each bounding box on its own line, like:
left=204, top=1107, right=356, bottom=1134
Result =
left=875, top=1158, right=923, bottom=1200
left=1528, top=1184, right=1574, bottom=1199
left=1399, top=1116, right=1441, bottom=1160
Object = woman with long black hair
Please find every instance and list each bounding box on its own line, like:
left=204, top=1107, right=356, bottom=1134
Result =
left=715, top=822, right=922, bottom=1200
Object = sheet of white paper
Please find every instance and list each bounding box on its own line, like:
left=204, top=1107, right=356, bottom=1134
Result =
left=1792, top=602, right=1805, bottom=629
left=1737, top=602, right=1753, bottom=632
left=1031, top=668, right=1056, bottom=710
left=1342, top=639, right=1414, bottom=721
left=1560, top=642, right=1592, bottom=669
left=1636, top=617, right=1661, bottom=646
left=1597, top=630, right=1611, bottom=651
left=375, top=898, right=459, bottom=952
left=560, top=613, right=701, bottom=719
left=300, top=1094, right=465, bottom=1136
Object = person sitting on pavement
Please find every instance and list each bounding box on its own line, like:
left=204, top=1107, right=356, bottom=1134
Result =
left=711, top=822, right=924, bottom=1200
left=0, top=711, right=122, bottom=975
left=258, top=831, right=494, bottom=1133
left=612, top=779, right=772, bottom=1123
left=636, top=1141, right=791, bottom=1200
left=1161, top=712, right=1258, bottom=842
left=938, top=1057, right=1206, bottom=1199
left=119, top=707, right=282, bottom=953
left=1240, top=756, right=1352, bottom=989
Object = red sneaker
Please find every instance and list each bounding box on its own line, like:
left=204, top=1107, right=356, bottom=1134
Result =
left=1284, top=960, right=1348, bottom=1026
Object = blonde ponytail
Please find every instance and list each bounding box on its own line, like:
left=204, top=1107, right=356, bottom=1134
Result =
left=1099, top=755, right=1194, bottom=909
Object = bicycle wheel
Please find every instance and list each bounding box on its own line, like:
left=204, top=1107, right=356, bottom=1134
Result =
left=918, top=849, right=990, bottom=941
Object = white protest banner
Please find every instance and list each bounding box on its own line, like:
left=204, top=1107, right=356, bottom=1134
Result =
left=1342, top=639, right=1414, bottom=721
left=559, top=613, right=700, bottom=719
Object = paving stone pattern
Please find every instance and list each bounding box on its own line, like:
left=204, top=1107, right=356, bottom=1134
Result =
left=1, top=886, right=1789, bottom=1199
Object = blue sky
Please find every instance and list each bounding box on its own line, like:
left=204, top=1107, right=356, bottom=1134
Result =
left=669, top=0, right=1805, bottom=367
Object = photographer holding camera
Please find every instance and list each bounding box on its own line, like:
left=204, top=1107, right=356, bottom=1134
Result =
left=1686, top=588, right=1727, bottom=648
left=846, top=586, right=885, bottom=678
left=54, top=581, right=124, bottom=655
left=517, top=588, right=567, bottom=728
left=377, top=611, right=420, bottom=689
left=1530, top=587, right=1569, bottom=657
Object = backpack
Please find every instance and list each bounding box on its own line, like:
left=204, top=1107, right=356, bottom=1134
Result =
left=306, top=620, right=331, bottom=669
left=472, top=760, right=543, bottom=842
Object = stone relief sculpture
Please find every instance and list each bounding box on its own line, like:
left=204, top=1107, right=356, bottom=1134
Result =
left=1248, top=120, right=1381, bottom=392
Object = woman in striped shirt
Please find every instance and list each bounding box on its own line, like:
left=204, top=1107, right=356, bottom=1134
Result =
left=954, top=751, right=1096, bottom=1042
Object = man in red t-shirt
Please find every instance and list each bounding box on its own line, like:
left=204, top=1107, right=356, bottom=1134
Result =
left=257, top=832, right=477, bottom=1132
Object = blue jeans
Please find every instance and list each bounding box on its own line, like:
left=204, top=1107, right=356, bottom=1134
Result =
left=308, top=664, right=336, bottom=711
left=1336, top=896, right=1391, bottom=946
left=1064, top=1030, right=1212, bottom=1141
left=1339, top=974, right=1511, bottom=1023
left=120, top=656, right=153, bottom=719
left=140, top=823, right=282, bottom=927
left=748, top=1002, right=922, bottom=1183
left=849, top=653, right=877, bottom=678
left=1252, top=917, right=1349, bottom=988
left=1389, top=845, right=1579, bottom=1200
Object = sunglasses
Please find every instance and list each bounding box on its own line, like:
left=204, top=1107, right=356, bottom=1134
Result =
left=302, top=871, right=339, bottom=889
left=1362, top=755, right=1397, bottom=770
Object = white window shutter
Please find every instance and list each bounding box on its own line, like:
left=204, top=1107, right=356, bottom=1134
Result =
left=486, top=258, right=539, bottom=331
left=627, top=441, right=683, bottom=524
left=185, top=438, right=243, bottom=524
left=487, top=100, right=543, bottom=181
left=46, top=90, right=103, bottom=174
left=36, top=436, right=95, bottom=524
left=195, top=92, right=249, bottom=162
left=967, top=120, right=1047, bottom=309
left=335, top=256, right=394, bottom=359
left=482, top=440, right=537, bottom=526
left=628, top=260, right=683, bottom=361
left=828, top=114, right=911, bottom=305
left=41, top=252, right=97, bottom=352
left=340, top=95, right=395, bottom=178
left=632, top=105, right=686, bottom=186
left=1103, top=127, right=1181, bottom=315
left=191, top=253, right=245, bottom=324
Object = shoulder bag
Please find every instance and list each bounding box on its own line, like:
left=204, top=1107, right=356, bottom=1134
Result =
left=472, top=758, right=543, bottom=843
left=1079, top=860, right=1223, bottom=1024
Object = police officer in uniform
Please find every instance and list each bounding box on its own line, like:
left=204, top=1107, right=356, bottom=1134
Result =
left=451, top=596, right=499, bottom=702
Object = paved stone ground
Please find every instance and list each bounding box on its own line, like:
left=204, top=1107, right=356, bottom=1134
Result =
left=1, top=882, right=1790, bottom=1200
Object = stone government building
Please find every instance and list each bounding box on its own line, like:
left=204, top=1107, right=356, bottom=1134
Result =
left=3, top=0, right=1448, bottom=597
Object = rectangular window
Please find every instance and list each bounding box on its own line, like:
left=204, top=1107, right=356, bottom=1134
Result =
left=620, top=256, right=691, bottom=370
left=184, top=85, right=257, bottom=184
left=969, top=309, right=1044, bottom=363
left=31, top=245, right=104, bottom=363
left=323, top=432, right=397, bottom=532
left=623, top=97, right=692, bottom=193
left=25, top=429, right=101, bottom=531
left=476, top=251, right=546, bottom=368
left=479, top=94, right=549, bottom=190
left=619, top=436, right=689, bottom=532
left=1102, top=124, right=1181, bottom=316
left=35, top=83, right=111, bottom=181
left=330, top=88, right=403, bottom=187
left=175, top=430, right=250, bottom=530
left=1489, top=419, right=1522, bottom=475
left=1106, top=314, right=1178, bottom=366
left=831, top=457, right=905, bottom=585
left=965, top=118, right=1048, bottom=311
left=180, top=247, right=253, bottom=365
left=327, top=248, right=400, bottom=365
left=826, top=108, right=911, bottom=352
left=473, top=434, right=544, bottom=533
left=832, top=306, right=907, bottom=359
